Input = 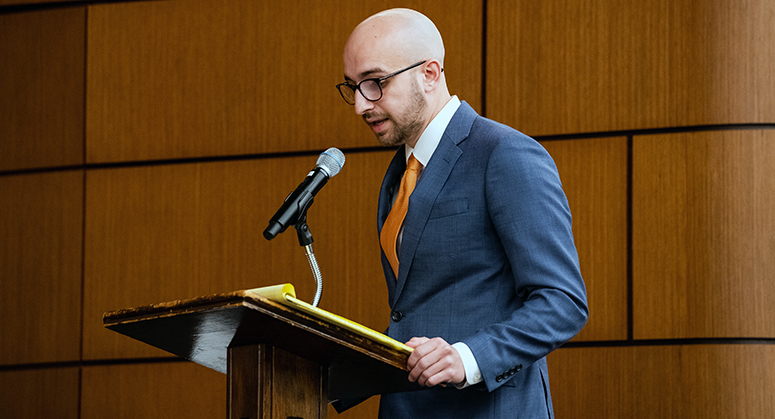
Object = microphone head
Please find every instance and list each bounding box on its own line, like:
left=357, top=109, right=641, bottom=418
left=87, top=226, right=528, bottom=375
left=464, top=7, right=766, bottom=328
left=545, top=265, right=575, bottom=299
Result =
left=316, top=147, right=345, bottom=177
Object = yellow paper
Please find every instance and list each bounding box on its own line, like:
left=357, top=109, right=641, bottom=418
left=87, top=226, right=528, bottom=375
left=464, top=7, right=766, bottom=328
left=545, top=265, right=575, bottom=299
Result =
left=246, top=284, right=412, bottom=355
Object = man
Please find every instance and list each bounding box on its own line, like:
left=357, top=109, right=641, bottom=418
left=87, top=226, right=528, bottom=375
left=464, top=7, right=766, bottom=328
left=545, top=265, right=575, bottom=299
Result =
left=336, top=8, right=588, bottom=418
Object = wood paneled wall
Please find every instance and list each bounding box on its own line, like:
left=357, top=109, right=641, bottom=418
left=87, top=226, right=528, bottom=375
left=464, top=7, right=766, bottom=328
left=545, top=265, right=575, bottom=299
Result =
left=487, top=0, right=775, bottom=136
left=549, top=344, right=775, bottom=418
left=0, top=171, right=83, bottom=365
left=85, top=0, right=482, bottom=163
left=0, top=367, right=80, bottom=418
left=80, top=362, right=224, bottom=419
left=0, top=6, right=84, bottom=171
left=633, top=130, right=775, bottom=340
left=1, top=0, right=773, bottom=418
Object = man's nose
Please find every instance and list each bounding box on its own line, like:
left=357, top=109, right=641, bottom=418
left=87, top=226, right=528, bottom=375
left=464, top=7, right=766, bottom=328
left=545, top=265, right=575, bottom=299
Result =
left=353, top=89, right=374, bottom=115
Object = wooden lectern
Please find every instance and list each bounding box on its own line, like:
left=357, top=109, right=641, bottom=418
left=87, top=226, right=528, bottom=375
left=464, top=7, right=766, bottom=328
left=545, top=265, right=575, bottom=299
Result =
left=103, top=289, right=418, bottom=419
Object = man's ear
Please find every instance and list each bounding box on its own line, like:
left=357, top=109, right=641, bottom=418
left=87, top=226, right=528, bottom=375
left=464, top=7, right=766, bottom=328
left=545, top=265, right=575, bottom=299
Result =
left=421, top=60, right=444, bottom=92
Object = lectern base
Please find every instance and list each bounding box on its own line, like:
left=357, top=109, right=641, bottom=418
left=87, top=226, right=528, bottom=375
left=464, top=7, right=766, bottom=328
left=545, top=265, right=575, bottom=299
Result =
left=228, top=344, right=327, bottom=419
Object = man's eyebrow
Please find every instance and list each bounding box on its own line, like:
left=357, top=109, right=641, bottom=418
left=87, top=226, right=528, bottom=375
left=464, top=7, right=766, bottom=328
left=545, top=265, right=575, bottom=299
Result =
left=344, top=67, right=386, bottom=83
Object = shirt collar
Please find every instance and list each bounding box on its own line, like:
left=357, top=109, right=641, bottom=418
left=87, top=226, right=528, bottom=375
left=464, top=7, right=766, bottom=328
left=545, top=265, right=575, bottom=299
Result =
left=405, top=95, right=461, bottom=165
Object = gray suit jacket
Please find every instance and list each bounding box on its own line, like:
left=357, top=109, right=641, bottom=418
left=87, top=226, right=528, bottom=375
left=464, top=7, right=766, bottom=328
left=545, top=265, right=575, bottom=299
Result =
left=376, top=102, right=588, bottom=419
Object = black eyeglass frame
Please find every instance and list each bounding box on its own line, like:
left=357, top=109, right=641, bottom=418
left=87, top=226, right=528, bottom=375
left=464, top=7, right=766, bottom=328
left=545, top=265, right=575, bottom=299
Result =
left=336, top=60, right=428, bottom=105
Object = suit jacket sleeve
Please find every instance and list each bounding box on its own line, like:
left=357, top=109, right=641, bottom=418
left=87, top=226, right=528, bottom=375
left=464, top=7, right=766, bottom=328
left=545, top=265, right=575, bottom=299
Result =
left=459, top=126, right=588, bottom=392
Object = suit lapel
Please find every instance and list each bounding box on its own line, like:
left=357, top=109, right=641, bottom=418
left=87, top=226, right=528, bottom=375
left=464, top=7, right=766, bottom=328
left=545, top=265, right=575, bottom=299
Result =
left=378, top=147, right=408, bottom=300
left=391, top=102, right=479, bottom=304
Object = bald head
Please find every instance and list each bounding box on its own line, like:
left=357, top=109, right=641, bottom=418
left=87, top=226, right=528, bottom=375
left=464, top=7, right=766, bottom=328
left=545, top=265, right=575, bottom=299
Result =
left=345, top=8, right=445, bottom=69
left=342, top=9, right=451, bottom=148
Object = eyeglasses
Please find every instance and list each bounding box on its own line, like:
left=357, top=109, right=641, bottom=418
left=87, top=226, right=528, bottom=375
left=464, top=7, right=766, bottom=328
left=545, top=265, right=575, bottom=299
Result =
left=336, top=60, right=426, bottom=105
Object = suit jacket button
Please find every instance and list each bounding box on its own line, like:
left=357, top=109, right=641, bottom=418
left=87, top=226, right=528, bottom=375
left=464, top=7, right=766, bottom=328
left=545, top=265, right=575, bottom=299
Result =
left=391, top=311, right=403, bottom=322
left=495, top=374, right=504, bottom=382
left=516, top=364, right=522, bottom=372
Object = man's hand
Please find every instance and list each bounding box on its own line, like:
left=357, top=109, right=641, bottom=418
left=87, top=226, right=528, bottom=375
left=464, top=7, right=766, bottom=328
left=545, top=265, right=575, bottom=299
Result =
left=405, top=337, right=466, bottom=387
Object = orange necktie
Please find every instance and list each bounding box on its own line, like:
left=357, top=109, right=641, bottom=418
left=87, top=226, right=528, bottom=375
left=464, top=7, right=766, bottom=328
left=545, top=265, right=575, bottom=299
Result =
left=380, top=154, right=423, bottom=277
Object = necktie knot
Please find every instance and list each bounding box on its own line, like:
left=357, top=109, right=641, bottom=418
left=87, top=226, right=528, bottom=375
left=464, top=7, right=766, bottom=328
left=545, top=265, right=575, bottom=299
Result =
left=406, top=154, right=422, bottom=174
left=399, top=155, right=422, bottom=196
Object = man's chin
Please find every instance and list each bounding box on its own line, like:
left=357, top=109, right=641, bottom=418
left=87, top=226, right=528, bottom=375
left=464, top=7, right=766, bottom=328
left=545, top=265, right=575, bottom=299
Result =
left=375, top=133, right=403, bottom=148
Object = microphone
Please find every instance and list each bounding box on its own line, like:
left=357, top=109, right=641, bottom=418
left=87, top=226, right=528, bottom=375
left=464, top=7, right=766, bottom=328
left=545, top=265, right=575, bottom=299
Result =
left=263, top=148, right=345, bottom=240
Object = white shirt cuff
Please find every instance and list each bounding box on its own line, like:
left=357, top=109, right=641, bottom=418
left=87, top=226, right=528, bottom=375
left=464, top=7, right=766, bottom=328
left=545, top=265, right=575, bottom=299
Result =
left=451, top=342, right=483, bottom=389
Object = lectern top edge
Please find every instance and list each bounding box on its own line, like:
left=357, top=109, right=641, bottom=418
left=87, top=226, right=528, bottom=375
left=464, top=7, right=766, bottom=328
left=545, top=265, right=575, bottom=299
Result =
left=103, top=289, right=409, bottom=371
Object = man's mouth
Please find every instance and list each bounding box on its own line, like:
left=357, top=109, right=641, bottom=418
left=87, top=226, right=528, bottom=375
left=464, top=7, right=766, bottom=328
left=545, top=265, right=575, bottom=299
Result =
left=365, top=117, right=389, bottom=134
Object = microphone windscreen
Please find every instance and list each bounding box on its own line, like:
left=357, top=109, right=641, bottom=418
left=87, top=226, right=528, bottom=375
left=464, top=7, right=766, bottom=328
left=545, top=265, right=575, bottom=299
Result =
left=316, top=147, right=345, bottom=177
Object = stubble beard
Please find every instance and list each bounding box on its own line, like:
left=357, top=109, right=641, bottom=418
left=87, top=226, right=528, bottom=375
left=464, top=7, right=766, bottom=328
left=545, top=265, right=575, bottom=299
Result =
left=367, top=82, right=428, bottom=148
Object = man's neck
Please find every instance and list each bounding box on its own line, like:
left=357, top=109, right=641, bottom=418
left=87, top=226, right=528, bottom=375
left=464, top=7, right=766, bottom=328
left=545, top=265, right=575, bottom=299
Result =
left=405, top=94, right=454, bottom=149
left=404, top=95, right=461, bottom=165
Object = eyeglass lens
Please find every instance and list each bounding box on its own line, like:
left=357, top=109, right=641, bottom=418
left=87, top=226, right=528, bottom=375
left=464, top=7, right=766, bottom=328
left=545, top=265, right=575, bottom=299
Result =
left=339, top=79, right=381, bottom=105
left=358, top=80, right=382, bottom=101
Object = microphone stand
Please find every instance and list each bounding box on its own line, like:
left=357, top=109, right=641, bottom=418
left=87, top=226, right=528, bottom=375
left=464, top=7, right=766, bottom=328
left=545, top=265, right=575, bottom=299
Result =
left=294, top=213, right=322, bottom=307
